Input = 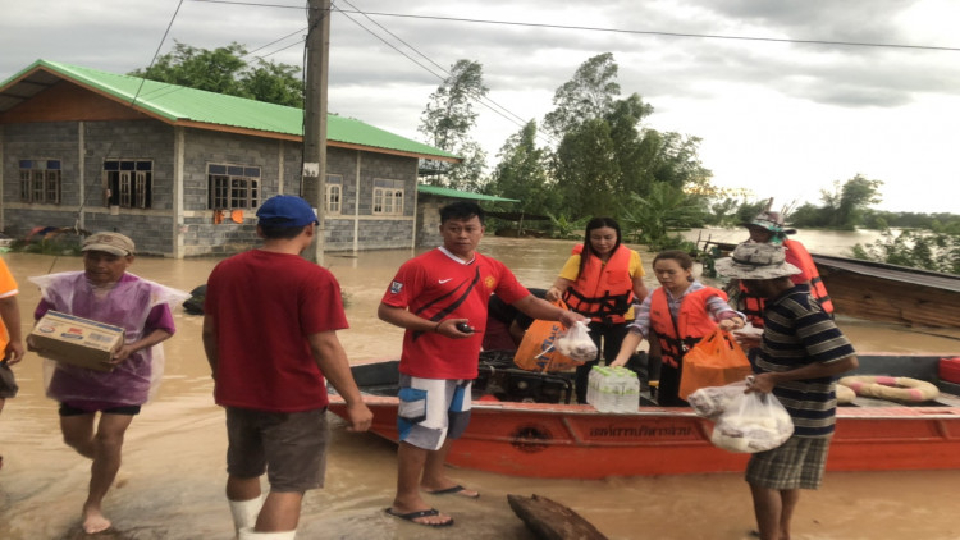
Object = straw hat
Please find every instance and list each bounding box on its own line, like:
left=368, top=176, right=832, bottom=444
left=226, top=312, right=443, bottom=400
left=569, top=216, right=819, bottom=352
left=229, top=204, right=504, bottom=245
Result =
left=715, top=242, right=801, bottom=280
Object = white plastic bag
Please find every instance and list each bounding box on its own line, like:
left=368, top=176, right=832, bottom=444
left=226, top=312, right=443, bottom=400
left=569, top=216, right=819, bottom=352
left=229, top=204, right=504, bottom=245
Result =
left=556, top=321, right=597, bottom=363
left=688, top=381, right=747, bottom=419
left=710, top=390, right=794, bottom=453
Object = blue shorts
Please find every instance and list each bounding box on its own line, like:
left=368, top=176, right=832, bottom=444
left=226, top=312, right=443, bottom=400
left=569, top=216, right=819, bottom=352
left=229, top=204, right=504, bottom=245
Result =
left=397, top=375, right=472, bottom=451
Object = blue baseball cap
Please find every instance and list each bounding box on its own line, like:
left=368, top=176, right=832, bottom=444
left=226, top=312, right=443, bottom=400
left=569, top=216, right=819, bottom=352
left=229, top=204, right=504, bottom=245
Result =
left=256, top=195, right=318, bottom=226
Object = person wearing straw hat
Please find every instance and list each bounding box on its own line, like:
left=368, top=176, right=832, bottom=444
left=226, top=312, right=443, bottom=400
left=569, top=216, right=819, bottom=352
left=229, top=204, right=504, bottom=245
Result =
left=717, top=242, right=858, bottom=540
left=0, top=258, right=24, bottom=473
left=736, top=210, right=833, bottom=328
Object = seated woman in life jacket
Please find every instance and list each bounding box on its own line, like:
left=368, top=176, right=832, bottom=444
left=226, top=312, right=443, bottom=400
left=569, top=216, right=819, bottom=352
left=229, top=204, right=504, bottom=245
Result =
left=611, top=251, right=745, bottom=407
left=545, top=218, right=649, bottom=404
left=482, top=288, right=548, bottom=353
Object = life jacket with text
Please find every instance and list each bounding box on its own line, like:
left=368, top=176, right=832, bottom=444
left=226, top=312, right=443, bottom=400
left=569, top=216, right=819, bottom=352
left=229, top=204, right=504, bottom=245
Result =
left=738, top=239, right=833, bottom=327
left=562, top=244, right=634, bottom=324
left=649, top=286, right=726, bottom=368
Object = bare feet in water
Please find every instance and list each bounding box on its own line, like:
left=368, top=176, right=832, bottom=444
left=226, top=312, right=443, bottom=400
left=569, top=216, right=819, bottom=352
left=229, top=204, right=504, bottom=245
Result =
left=82, top=504, right=111, bottom=534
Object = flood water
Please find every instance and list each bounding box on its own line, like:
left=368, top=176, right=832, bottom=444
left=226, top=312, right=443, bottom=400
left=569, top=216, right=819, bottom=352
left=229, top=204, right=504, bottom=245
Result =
left=2, top=231, right=960, bottom=540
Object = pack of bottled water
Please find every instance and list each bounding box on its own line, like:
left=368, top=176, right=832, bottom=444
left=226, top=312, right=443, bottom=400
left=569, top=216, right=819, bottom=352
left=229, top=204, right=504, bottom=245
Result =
left=587, top=366, right=640, bottom=413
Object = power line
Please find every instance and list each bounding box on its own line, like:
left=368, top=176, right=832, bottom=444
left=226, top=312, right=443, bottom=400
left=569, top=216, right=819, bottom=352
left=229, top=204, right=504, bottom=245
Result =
left=336, top=0, right=534, bottom=131
left=131, top=0, right=186, bottom=106
left=333, top=2, right=559, bottom=149
left=187, top=0, right=960, bottom=53
left=248, top=27, right=307, bottom=56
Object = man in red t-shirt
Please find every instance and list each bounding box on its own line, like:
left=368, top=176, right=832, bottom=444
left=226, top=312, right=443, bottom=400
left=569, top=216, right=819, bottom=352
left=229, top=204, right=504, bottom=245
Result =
left=203, top=195, right=372, bottom=540
left=379, top=201, right=582, bottom=527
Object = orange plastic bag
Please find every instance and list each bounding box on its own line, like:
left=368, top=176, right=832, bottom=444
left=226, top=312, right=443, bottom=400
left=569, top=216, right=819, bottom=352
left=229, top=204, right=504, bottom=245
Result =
left=679, top=328, right=753, bottom=399
left=514, top=301, right=583, bottom=372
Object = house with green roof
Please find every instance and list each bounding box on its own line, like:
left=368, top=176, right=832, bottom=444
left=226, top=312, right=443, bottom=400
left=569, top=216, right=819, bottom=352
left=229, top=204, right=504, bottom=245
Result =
left=0, top=59, right=488, bottom=256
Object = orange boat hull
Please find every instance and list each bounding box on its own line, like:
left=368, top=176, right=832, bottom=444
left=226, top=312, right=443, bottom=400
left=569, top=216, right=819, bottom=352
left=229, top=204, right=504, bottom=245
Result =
left=329, top=395, right=960, bottom=479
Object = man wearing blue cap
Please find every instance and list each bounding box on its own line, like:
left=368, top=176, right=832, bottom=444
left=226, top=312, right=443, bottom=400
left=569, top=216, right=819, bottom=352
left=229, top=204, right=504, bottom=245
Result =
left=203, top=195, right=373, bottom=540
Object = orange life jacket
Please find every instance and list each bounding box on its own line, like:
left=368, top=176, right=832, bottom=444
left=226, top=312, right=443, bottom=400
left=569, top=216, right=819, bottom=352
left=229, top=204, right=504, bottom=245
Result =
left=562, top=244, right=635, bottom=324
left=738, top=240, right=833, bottom=327
left=649, top=286, right=726, bottom=368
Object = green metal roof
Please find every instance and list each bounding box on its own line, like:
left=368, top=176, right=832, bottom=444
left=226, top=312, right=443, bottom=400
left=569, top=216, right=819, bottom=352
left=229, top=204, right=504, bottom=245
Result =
left=0, top=60, right=458, bottom=161
left=416, top=184, right=518, bottom=203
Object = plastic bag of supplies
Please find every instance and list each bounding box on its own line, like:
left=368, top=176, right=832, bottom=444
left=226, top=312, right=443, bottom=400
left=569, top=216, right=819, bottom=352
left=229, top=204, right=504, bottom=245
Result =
left=679, top=328, right=753, bottom=400
left=514, top=301, right=584, bottom=372
left=709, top=381, right=794, bottom=453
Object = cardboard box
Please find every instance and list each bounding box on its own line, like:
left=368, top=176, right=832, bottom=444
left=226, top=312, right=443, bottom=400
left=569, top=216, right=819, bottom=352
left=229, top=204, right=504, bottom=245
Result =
left=30, top=311, right=124, bottom=372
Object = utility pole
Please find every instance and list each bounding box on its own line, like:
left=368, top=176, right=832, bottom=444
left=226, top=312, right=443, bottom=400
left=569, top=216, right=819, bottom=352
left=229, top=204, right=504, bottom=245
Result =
left=302, top=0, right=330, bottom=265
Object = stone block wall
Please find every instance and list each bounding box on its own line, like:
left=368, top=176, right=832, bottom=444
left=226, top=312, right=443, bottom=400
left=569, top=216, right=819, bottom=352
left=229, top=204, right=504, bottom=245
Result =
left=2, top=120, right=175, bottom=255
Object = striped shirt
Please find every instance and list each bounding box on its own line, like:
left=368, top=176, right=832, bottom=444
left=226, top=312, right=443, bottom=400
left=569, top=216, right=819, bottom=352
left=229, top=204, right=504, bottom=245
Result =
left=757, top=284, right=855, bottom=438
left=626, top=281, right=738, bottom=338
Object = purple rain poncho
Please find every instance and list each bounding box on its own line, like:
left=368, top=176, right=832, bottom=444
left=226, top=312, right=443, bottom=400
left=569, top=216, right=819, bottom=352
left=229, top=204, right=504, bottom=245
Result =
left=29, top=271, right=189, bottom=406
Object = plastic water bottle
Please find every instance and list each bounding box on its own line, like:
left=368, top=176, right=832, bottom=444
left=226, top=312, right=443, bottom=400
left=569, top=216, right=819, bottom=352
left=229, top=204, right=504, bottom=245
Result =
left=620, top=368, right=640, bottom=412
left=587, top=365, right=602, bottom=406
left=598, top=367, right=616, bottom=413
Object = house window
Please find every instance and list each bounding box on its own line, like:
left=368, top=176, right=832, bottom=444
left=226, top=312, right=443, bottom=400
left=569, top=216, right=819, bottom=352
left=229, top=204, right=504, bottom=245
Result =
left=105, top=160, right=153, bottom=208
left=373, top=187, right=404, bottom=216
left=326, top=185, right=341, bottom=214
left=326, top=174, right=342, bottom=215
left=208, top=164, right=260, bottom=210
left=18, top=159, right=61, bottom=204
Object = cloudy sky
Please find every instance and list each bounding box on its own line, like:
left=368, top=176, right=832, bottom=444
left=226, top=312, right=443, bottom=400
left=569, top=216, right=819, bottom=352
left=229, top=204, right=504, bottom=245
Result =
left=3, top=0, right=959, bottom=213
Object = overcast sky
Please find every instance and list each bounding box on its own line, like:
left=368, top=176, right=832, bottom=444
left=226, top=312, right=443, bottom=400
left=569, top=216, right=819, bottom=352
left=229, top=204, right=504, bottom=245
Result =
left=2, top=0, right=959, bottom=213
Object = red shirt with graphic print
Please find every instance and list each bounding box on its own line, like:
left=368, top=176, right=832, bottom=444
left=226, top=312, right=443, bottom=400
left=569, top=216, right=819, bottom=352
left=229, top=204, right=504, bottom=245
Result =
left=382, top=248, right=530, bottom=379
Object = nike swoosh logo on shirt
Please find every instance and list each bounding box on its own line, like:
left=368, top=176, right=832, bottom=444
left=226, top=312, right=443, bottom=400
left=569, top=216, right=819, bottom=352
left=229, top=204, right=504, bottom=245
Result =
left=439, top=279, right=452, bottom=284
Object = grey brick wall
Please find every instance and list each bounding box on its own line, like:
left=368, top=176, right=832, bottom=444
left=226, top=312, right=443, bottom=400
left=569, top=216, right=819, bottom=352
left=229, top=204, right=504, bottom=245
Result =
left=2, top=120, right=174, bottom=255
left=417, top=197, right=444, bottom=248
left=4, top=121, right=425, bottom=256
left=3, top=122, right=79, bottom=205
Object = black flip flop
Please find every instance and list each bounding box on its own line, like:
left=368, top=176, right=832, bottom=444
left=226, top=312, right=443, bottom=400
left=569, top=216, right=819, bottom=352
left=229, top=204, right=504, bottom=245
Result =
left=384, top=507, right=454, bottom=527
left=425, top=484, right=480, bottom=499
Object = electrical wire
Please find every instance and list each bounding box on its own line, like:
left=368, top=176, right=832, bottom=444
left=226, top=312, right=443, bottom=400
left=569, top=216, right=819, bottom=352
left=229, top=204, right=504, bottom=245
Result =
left=186, top=0, right=960, bottom=53
left=334, top=3, right=559, bottom=148
left=337, top=0, right=531, bottom=129
left=77, top=0, right=186, bottom=234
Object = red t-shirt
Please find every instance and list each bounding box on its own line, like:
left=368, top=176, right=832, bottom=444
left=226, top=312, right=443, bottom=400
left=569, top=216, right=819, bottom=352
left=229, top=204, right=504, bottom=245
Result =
left=205, top=250, right=348, bottom=411
left=382, top=249, right=530, bottom=380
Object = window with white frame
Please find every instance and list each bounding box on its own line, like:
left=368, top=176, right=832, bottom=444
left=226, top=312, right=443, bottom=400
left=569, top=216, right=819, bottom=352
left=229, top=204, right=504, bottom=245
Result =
left=18, top=159, right=61, bottom=204
left=326, top=174, right=342, bottom=215
left=208, top=164, right=260, bottom=210
left=372, top=179, right=404, bottom=216
left=104, top=159, right=152, bottom=208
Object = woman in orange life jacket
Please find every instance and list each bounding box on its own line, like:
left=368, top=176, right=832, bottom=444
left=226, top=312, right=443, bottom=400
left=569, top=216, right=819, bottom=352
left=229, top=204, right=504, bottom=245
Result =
left=611, top=251, right=745, bottom=407
left=545, top=218, right=649, bottom=404
left=737, top=211, right=834, bottom=328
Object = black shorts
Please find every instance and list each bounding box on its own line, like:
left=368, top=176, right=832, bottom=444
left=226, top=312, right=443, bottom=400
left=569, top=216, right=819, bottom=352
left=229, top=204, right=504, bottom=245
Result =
left=59, top=402, right=142, bottom=417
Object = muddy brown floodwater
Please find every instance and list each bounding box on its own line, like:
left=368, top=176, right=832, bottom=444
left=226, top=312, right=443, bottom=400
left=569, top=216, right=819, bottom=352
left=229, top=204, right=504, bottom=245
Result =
left=2, top=235, right=960, bottom=540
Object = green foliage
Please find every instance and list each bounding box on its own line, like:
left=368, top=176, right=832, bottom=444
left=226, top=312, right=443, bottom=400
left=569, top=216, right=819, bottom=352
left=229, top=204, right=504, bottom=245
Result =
left=853, top=229, right=960, bottom=275
left=132, top=41, right=304, bottom=107
left=817, top=174, right=884, bottom=229
left=418, top=60, right=488, bottom=191
left=619, top=183, right=705, bottom=245
left=543, top=52, right=624, bottom=139
left=11, top=238, right=82, bottom=256
left=546, top=212, right=588, bottom=239
left=486, top=121, right=558, bottom=215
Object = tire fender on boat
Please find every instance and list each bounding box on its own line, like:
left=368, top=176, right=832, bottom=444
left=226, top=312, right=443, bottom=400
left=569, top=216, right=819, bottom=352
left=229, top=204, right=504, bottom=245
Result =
left=838, top=375, right=939, bottom=403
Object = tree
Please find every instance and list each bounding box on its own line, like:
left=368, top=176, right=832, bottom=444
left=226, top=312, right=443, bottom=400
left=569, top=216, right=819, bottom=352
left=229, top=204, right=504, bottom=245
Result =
left=820, top=174, right=884, bottom=229
left=131, top=41, right=304, bottom=107
left=543, top=52, right=624, bottom=139
left=487, top=120, right=557, bottom=215
left=418, top=60, right=489, bottom=190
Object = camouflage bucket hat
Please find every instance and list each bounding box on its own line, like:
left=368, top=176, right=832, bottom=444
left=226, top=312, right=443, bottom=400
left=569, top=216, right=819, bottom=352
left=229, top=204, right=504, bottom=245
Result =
left=715, top=242, right=802, bottom=280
